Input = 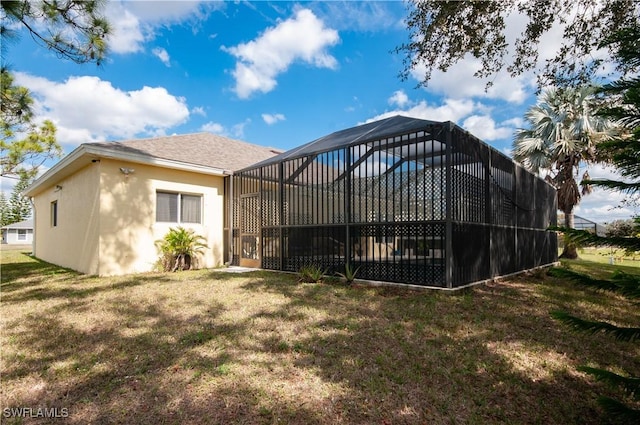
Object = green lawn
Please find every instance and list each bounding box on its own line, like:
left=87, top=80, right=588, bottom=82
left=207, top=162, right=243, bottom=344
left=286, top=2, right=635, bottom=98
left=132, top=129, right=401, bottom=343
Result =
left=1, top=248, right=639, bottom=424
left=573, top=246, right=640, bottom=268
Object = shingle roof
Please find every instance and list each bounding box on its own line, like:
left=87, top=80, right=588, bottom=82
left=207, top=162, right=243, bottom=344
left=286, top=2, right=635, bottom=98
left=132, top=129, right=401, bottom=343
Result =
left=87, top=133, right=282, bottom=172
left=1, top=218, right=33, bottom=230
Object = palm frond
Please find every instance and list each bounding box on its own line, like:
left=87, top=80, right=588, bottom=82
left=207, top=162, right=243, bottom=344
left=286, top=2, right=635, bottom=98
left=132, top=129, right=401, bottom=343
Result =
left=550, top=226, right=640, bottom=253
left=584, top=179, right=640, bottom=194
left=547, top=268, right=619, bottom=291
left=548, top=267, right=640, bottom=299
left=611, top=271, right=640, bottom=299
left=595, top=397, right=640, bottom=423
left=551, top=311, right=640, bottom=342
left=578, top=366, right=640, bottom=399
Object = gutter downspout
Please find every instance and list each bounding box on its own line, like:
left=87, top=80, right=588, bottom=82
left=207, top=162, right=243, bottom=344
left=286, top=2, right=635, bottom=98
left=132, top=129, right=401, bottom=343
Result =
left=28, top=197, right=36, bottom=256
left=224, top=171, right=234, bottom=265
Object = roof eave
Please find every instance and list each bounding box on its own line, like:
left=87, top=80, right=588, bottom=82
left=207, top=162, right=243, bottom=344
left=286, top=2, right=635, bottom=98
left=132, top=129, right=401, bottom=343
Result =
left=24, top=144, right=228, bottom=197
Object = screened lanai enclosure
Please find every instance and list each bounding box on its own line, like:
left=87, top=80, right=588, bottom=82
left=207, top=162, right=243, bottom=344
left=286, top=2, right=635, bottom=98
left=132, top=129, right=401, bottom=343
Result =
left=225, top=115, right=557, bottom=289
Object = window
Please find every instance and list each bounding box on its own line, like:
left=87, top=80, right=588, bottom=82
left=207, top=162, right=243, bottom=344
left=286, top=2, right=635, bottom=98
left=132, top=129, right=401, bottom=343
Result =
left=51, top=201, right=58, bottom=227
left=156, top=191, right=202, bottom=224
left=17, top=229, right=27, bottom=240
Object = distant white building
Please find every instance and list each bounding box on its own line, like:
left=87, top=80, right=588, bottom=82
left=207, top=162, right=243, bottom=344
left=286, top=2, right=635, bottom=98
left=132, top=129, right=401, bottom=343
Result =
left=1, top=219, right=34, bottom=244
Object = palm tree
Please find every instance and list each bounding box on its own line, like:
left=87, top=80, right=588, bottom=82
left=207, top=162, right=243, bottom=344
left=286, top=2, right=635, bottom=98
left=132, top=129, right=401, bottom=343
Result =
left=156, top=227, right=208, bottom=272
left=513, top=85, right=613, bottom=259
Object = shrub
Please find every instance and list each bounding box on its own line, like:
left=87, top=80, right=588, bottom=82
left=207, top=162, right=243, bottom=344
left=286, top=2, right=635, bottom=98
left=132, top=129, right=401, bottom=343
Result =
left=298, top=264, right=326, bottom=283
left=156, top=227, right=208, bottom=272
left=336, top=263, right=360, bottom=284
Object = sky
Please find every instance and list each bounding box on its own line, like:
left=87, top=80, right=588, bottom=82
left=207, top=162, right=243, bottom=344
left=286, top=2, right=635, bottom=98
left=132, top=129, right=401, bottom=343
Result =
left=2, top=0, right=637, bottom=223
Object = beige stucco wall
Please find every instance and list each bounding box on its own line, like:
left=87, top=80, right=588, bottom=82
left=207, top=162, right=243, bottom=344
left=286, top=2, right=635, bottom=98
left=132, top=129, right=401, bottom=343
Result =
left=32, top=162, right=101, bottom=274
left=31, top=158, right=225, bottom=276
left=97, top=159, right=225, bottom=276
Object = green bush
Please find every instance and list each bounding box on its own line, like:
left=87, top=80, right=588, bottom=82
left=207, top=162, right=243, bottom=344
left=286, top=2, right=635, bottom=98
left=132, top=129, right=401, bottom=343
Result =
left=336, top=263, right=360, bottom=284
left=298, top=264, right=326, bottom=283
left=156, top=227, right=208, bottom=272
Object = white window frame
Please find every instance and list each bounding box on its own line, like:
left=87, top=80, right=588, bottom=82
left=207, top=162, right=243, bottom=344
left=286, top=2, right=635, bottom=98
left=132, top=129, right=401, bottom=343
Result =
left=17, top=229, right=27, bottom=240
left=156, top=191, right=203, bottom=224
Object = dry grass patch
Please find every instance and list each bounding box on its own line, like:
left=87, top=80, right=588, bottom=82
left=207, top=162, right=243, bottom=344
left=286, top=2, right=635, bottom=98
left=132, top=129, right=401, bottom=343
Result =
left=1, top=248, right=639, bottom=424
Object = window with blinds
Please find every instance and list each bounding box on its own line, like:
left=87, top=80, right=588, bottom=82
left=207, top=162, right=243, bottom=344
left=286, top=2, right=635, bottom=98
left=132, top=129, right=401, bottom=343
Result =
left=156, top=191, right=202, bottom=224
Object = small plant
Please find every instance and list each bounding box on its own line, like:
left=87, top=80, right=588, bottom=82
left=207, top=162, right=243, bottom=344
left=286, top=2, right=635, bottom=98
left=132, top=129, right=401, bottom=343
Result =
left=336, top=263, right=360, bottom=284
left=156, top=227, right=208, bottom=272
left=298, top=264, right=326, bottom=283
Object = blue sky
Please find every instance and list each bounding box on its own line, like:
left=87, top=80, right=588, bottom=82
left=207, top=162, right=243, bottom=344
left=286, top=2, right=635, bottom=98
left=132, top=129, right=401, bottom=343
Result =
left=3, top=0, right=637, bottom=222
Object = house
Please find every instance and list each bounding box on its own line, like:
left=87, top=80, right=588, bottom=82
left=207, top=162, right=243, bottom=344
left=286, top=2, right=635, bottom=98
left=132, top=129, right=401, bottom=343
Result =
left=26, top=116, right=557, bottom=288
left=1, top=218, right=34, bottom=245
left=230, top=115, right=558, bottom=289
left=557, top=212, right=606, bottom=236
left=24, top=133, right=280, bottom=276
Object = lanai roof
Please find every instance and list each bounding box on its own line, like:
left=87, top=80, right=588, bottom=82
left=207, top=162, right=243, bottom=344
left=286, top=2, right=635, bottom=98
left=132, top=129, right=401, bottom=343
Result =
left=245, top=115, right=442, bottom=170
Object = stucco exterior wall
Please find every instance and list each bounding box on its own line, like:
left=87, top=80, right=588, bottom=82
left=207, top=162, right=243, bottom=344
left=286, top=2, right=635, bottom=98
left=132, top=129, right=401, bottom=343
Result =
left=32, top=162, right=101, bottom=274
left=97, top=159, right=224, bottom=276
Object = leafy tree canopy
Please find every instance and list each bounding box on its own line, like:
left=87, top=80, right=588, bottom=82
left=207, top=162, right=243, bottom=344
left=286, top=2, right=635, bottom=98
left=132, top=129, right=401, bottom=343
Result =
left=0, top=68, right=61, bottom=178
left=513, top=85, right=614, bottom=258
left=1, top=0, right=111, bottom=65
left=8, top=174, right=32, bottom=223
left=0, top=1, right=111, bottom=179
left=586, top=24, right=640, bottom=204
left=605, top=219, right=639, bottom=239
left=398, top=0, right=640, bottom=89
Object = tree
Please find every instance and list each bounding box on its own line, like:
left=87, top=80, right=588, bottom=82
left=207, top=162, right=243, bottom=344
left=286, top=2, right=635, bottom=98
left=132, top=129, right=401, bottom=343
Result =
left=7, top=174, right=32, bottom=224
left=587, top=25, right=640, bottom=199
left=398, top=1, right=640, bottom=90
left=155, top=227, right=208, bottom=272
left=513, top=86, right=614, bottom=259
left=549, top=24, right=640, bottom=424
left=1, top=64, right=60, bottom=179
left=549, top=269, right=640, bottom=423
left=1, top=0, right=111, bottom=65
left=0, top=1, right=111, bottom=179
left=0, top=69, right=61, bottom=178
left=0, top=192, right=9, bottom=227
left=605, top=219, right=639, bottom=239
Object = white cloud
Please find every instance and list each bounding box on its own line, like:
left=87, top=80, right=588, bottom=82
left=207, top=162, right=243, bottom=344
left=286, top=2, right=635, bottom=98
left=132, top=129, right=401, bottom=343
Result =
left=106, top=1, right=224, bottom=55
left=366, top=98, right=477, bottom=124
left=200, top=119, right=251, bottom=139
left=15, top=73, right=189, bottom=147
left=313, top=1, right=404, bottom=32
left=462, top=115, right=514, bottom=142
left=232, top=119, right=251, bottom=139
left=412, top=58, right=529, bottom=104
left=223, top=8, right=339, bottom=98
left=575, top=189, right=638, bottom=224
left=201, top=122, right=225, bottom=134
left=106, top=3, right=145, bottom=54
left=367, top=97, right=516, bottom=142
left=262, top=113, right=286, bottom=125
left=1, top=176, right=19, bottom=197
left=191, top=106, right=206, bottom=117
left=502, top=117, right=524, bottom=128
left=122, top=0, right=223, bottom=25
left=152, top=47, right=171, bottom=67
left=388, top=90, right=410, bottom=108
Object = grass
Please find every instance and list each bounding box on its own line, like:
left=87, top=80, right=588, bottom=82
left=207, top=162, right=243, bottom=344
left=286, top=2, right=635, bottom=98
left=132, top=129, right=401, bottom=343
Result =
left=571, top=246, right=640, bottom=267
left=1, top=247, right=639, bottom=424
